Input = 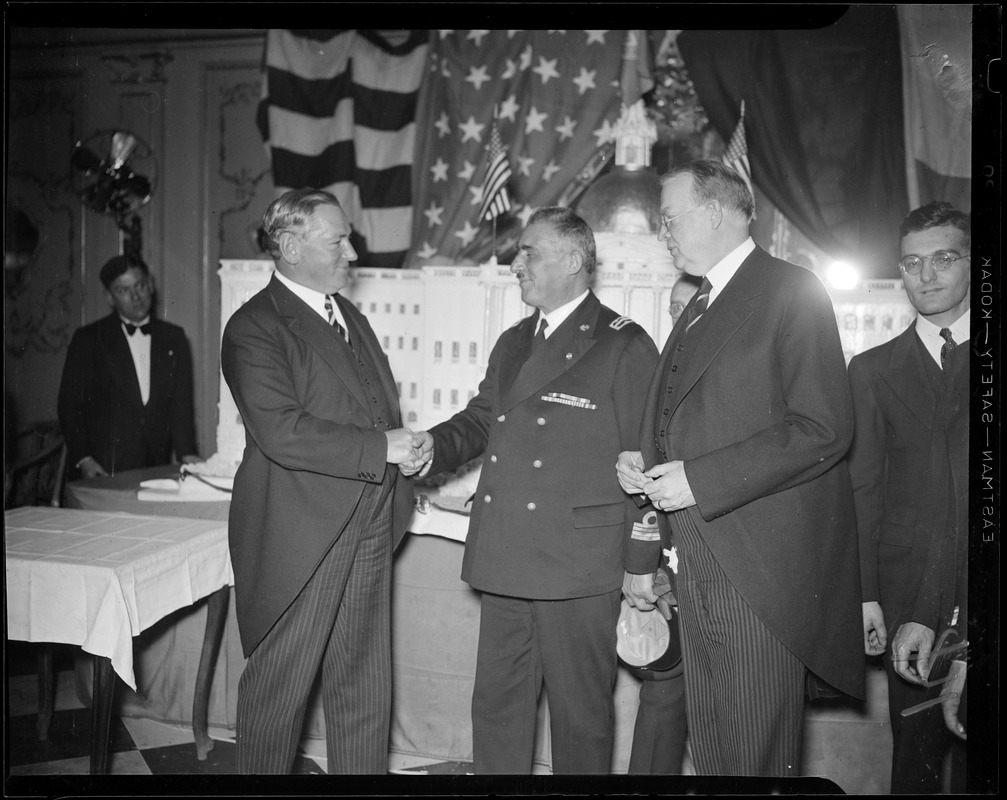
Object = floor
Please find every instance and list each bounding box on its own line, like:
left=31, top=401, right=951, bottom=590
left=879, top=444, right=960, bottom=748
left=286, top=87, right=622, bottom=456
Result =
left=4, top=640, right=894, bottom=794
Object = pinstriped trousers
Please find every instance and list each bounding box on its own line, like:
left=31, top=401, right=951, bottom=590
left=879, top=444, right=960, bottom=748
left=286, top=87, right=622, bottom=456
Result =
left=236, top=483, right=393, bottom=774
left=671, top=507, right=806, bottom=777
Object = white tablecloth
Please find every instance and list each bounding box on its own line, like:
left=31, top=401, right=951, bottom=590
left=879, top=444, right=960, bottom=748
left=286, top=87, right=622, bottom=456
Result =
left=5, top=506, right=233, bottom=690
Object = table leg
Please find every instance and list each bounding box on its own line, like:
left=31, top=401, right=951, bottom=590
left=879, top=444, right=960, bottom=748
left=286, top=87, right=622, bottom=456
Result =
left=89, top=655, right=115, bottom=774
left=193, top=587, right=229, bottom=761
left=36, top=645, right=54, bottom=741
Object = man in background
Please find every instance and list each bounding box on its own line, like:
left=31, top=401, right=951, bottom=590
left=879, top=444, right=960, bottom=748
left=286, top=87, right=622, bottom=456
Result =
left=407, top=207, right=659, bottom=774
left=847, top=201, right=970, bottom=792
left=57, top=254, right=200, bottom=478
left=668, top=273, right=702, bottom=327
left=618, top=160, right=864, bottom=777
left=221, top=189, right=420, bottom=773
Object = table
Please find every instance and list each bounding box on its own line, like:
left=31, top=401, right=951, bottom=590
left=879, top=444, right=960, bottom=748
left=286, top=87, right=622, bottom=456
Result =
left=4, top=506, right=232, bottom=773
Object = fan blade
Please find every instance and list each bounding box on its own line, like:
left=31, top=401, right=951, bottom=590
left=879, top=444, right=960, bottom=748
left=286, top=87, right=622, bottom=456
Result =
left=71, top=143, right=105, bottom=174
left=81, top=176, right=116, bottom=213
left=120, top=172, right=152, bottom=202
left=110, top=131, right=138, bottom=171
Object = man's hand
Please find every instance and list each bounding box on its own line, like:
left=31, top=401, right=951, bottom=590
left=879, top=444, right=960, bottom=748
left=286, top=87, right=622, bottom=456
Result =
left=80, top=458, right=108, bottom=479
left=616, top=451, right=648, bottom=494
left=384, top=427, right=420, bottom=465
left=622, top=570, right=658, bottom=611
left=642, top=461, right=696, bottom=512
left=862, top=601, right=888, bottom=656
left=941, top=660, right=967, bottom=740
left=399, top=431, right=433, bottom=477
left=891, top=621, right=935, bottom=684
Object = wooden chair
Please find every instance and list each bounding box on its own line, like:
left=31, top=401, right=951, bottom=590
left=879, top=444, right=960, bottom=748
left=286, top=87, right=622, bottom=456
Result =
left=4, top=421, right=69, bottom=740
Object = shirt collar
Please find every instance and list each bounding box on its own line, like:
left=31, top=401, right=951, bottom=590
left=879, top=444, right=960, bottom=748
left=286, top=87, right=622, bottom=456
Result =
left=274, top=270, right=331, bottom=322
left=704, top=237, right=756, bottom=307
left=120, top=315, right=151, bottom=329
left=915, top=308, right=971, bottom=343
left=538, top=290, right=590, bottom=337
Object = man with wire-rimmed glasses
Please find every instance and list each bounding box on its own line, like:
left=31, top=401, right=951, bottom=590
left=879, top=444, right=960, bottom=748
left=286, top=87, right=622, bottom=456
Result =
left=846, top=200, right=970, bottom=793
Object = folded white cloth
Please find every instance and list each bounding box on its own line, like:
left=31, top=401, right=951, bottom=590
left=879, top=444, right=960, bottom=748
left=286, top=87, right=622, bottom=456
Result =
left=138, top=476, right=232, bottom=502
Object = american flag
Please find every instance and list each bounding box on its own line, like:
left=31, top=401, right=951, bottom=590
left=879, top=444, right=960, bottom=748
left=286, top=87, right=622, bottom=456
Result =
left=477, top=114, right=513, bottom=223
left=407, top=31, right=640, bottom=267
left=722, top=99, right=754, bottom=198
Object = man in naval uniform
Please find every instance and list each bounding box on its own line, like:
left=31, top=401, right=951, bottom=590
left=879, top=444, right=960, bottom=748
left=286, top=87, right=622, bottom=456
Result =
left=409, top=207, right=659, bottom=774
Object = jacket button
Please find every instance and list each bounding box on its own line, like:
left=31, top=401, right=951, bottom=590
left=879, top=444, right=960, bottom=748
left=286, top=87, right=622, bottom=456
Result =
left=537, top=417, right=546, bottom=426
left=671, top=365, right=678, bottom=372
left=484, top=494, right=492, bottom=503
left=527, top=502, right=536, bottom=511
left=532, top=459, right=542, bottom=468
left=490, top=455, right=497, bottom=463
left=497, top=414, right=506, bottom=422
left=677, top=344, right=684, bottom=351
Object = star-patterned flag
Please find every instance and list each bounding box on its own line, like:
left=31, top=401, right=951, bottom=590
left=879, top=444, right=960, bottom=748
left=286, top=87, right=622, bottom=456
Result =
left=722, top=99, right=754, bottom=199
left=257, top=30, right=429, bottom=268
left=408, top=30, right=637, bottom=267
left=477, top=113, right=513, bottom=223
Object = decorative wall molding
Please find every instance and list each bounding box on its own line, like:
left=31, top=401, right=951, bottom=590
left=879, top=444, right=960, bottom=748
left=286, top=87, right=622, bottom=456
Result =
left=100, top=51, right=174, bottom=84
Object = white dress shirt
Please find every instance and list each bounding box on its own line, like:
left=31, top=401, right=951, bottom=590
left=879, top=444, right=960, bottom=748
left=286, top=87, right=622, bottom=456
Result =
left=274, top=270, right=350, bottom=332
left=121, top=316, right=152, bottom=406
left=703, top=237, right=756, bottom=309
left=915, top=309, right=970, bottom=369
left=535, top=290, right=590, bottom=338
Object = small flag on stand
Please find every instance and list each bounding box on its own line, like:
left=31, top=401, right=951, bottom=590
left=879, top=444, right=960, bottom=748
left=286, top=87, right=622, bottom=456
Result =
left=723, top=99, right=754, bottom=200
left=477, top=112, right=512, bottom=223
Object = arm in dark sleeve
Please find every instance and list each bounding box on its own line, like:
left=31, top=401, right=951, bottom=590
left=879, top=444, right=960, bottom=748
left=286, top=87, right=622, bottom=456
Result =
left=57, top=329, right=97, bottom=468
left=168, top=328, right=198, bottom=458
left=846, top=354, right=886, bottom=604
left=684, top=274, right=855, bottom=519
left=221, top=310, right=388, bottom=482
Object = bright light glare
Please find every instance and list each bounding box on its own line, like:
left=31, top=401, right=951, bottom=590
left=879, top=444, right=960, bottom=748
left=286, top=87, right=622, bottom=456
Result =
left=827, top=261, right=860, bottom=291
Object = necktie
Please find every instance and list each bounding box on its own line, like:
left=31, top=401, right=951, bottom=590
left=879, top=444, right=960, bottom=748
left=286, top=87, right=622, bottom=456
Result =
left=324, top=295, right=348, bottom=343
left=939, top=327, right=957, bottom=369
left=123, top=322, right=151, bottom=336
left=685, top=278, right=713, bottom=332
left=533, top=318, right=549, bottom=349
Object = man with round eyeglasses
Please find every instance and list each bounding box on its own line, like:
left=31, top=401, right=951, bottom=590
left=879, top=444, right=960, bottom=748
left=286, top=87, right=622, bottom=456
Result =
left=58, top=254, right=200, bottom=479
left=846, top=200, right=970, bottom=792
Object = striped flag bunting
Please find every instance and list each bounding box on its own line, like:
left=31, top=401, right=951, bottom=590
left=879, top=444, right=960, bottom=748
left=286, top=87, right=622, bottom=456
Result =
left=257, top=29, right=429, bottom=268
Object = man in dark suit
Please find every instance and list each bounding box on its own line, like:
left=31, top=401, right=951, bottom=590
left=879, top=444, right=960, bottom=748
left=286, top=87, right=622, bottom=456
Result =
left=57, top=255, right=199, bottom=478
left=408, top=207, right=659, bottom=774
left=220, top=189, right=419, bottom=774
left=618, top=160, right=864, bottom=777
left=848, top=201, right=970, bottom=792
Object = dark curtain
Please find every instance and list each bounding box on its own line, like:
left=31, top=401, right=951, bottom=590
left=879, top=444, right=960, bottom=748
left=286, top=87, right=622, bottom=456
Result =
left=680, top=7, right=909, bottom=278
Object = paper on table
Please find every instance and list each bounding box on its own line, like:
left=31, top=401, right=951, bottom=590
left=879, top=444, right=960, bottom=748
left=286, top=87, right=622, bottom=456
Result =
left=138, top=477, right=231, bottom=502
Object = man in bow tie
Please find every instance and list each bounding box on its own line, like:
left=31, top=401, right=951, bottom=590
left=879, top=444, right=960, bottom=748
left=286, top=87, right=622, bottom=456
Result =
left=847, top=201, right=970, bottom=792
left=407, top=207, right=659, bottom=773
left=57, top=254, right=200, bottom=479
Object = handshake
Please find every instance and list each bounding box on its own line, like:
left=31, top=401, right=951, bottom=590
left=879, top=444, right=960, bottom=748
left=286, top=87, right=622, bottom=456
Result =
left=384, top=428, right=434, bottom=477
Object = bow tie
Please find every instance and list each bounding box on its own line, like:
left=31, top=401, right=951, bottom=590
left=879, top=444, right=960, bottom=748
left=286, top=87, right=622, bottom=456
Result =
left=124, top=322, right=151, bottom=336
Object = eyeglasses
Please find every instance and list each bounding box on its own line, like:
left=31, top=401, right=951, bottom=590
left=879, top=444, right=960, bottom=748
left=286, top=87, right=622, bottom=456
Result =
left=898, top=251, right=969, bottom=275
left=110, top=279, right=152, bottom=299
left=659, top=205, right=702, bottom=233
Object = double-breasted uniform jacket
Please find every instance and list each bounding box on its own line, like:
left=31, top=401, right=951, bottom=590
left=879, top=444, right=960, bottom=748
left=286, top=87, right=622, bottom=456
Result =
left=221, top=276, right=413, bottom=656
left=57, top=312, right=197, bottom=476
left=429, top=291, right=659, bottom=600
left=625, top=246, right=866, bottom=702
left=847, top=322, right=956, bottom=637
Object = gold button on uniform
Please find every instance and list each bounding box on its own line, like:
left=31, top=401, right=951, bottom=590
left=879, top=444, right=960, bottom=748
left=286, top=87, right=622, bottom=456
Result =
left=497, top=414, right=506, bottom=422
left=484, top=495, right=492, bottom=503
left=527, top=502, right=536, bottom=511
left=536, top=417, right=546, bottom=426
left=490, top=455, right=498, bottom=463
left=532, top=459, right=542, bottom=468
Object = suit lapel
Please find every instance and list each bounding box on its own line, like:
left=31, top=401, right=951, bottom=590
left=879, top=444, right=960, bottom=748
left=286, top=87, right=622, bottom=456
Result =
left=267, top=278, right=372, bottom=415
left=880, top=323, right=936, bottom=431
left=100, top=315, right=144, bottom=409
left=500, top=293, right=600, bottom=413
left=667, top=251, right=763, bottom=419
